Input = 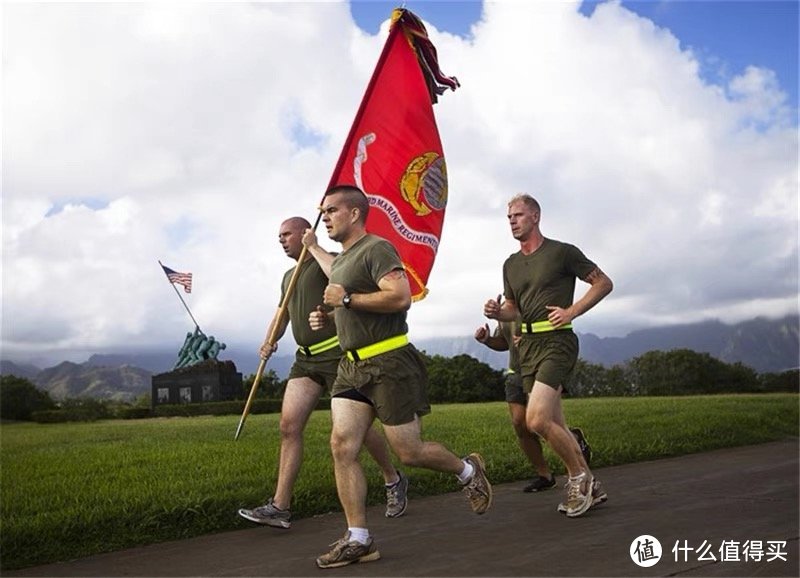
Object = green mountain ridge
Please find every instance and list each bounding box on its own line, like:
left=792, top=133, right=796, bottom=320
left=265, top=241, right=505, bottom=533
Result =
left=33, top=362, right=151, bottom=402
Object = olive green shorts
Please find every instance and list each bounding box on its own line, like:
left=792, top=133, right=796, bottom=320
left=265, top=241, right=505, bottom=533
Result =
left=332, top=344, right=431, bottom=426
left=287, top=347, right=341, bottom=391
left=504, top=373, right=528, bottom=406
left=519, top=331, right=579, bottom=393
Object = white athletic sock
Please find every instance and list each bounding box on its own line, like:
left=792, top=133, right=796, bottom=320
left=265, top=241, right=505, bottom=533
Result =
left=348, top=527, right=370, bottom=545
left=457, top=460, right=475, bottom=484
left=569, top=472, right=587, bottom=482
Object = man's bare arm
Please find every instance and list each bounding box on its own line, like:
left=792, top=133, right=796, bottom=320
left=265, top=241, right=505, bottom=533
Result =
left=323, top=269, right=411, bottom=314
left=547, top=267, right=613, bottom=328
left=259, top=311, right=289, bottom=359
left=484, top=294, right=520, bottom=323
left=302, top=228, right=334, bottom=277
left=474, top=323, right=509, bottom=352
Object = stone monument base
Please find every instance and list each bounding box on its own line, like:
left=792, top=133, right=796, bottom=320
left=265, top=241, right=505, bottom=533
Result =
left=151, top=359, right=243, bottom=407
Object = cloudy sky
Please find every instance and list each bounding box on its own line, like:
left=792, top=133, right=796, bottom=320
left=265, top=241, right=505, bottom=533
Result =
left=3, top=0, right=798, bottom=366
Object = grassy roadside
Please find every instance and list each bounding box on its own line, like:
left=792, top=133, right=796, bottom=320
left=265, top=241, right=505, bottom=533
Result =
left=1, top=394, right=797, bottom=570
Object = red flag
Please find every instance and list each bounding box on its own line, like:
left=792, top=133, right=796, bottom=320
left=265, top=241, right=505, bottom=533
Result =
left=328, top=9, right=459, bottom=301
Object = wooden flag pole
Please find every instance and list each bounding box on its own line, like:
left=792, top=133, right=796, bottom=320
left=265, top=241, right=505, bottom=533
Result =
left=234, top=213, right=322, bottom=440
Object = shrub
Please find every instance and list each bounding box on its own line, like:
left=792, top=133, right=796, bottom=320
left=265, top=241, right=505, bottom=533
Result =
left=1, top=376, right=56, bottom=421
left=151, top=398, right=330, bottom=418
left=759, top=369, right=800, bottom=393
left=118, top=407, right=153, bottom=419
left=60, top=397, right=111, bottom=420
left=31, top=409, right=98, bottom=423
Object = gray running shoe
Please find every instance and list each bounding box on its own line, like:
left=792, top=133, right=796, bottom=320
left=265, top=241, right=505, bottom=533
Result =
left=461, top=453, right=493, bottom=515
left=385, top=470, right=409, bottom=518
left=316, top=532, right=381, bottom=569
left=237, top=498, right=291, bottom=529
left=564, top=473, right=594, bottom=518
left=590, top=479, right=608, bottom=505
left=558, top=477, right=607, bottom=513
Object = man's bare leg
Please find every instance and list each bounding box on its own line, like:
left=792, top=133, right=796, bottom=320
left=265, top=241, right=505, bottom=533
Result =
left=273, top=377, right=323, bottom=510
left=363, top=425, right=400, bottom=484
left=329, top=397, right=375, bottom=529
left=526, top=382, right=589, bottom=477
left=508, top=402, right=551, bottom=477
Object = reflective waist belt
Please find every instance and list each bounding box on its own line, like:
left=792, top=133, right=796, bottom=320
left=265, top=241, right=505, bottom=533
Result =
left=346, top=334, right=409, bottom=362
left=298, top=335, right=340, bottom=356
left=504, top=368, right=516, bottom=376
left=520, top=321, right=573, bottom=334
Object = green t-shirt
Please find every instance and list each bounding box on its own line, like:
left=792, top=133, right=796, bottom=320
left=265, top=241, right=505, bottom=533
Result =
left=502, top=238, right=597, bottom=323
left=329, top=234, right=408, bottom=351
left=281, top=257, right=337, bottom=347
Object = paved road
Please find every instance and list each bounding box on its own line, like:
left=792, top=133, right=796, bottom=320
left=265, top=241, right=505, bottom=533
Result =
left=10, top=439, right=799, bottom=577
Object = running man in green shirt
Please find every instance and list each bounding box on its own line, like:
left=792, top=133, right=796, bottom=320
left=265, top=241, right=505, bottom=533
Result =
left=304, top=186, right=492, bottom=569
left=484, top=194, right=613, bottom=518
left=238, top=217, right=407, bottom=530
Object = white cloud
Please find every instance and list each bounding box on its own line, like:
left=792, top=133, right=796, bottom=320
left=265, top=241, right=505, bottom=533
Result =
left=728, top=66, right=792, bottom=128
left=2, top=1, right=797, bottom=364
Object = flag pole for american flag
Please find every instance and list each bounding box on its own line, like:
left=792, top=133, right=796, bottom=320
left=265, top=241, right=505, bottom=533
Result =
left=158, top=261, right=201, bottom=331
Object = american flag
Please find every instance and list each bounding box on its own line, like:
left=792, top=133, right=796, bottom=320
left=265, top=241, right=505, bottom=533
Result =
left=161, top=264, right=192, bottom=293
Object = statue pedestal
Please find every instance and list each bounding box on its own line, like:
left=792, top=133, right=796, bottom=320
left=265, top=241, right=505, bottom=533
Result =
left=151, top=360, right=243, bottom=407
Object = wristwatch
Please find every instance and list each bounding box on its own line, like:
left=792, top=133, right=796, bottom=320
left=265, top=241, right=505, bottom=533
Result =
left=342, top=292, right=352, bottom=309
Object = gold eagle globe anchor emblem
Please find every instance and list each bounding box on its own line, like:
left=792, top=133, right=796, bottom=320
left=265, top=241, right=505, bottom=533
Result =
left=399, top=152, right=448, bottom=216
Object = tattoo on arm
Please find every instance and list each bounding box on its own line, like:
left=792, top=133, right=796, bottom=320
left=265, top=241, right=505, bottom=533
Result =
left=583, top=267, right=604, bottom=284
left=383, top=269, right=407, bottom=281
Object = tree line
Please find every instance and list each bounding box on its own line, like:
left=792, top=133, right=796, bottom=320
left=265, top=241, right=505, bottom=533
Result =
left=2, top=348, right=797, bottom=421
left=182, top=348, right=800, bottom=403
left=568, top=349, right=797, bottom=397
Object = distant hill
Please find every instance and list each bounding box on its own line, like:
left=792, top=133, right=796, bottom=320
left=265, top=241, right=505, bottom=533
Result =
left=577, top=315, right=799, bottom=373
left=233, top=315, right=799, bottom=376
left=83, top=347, right=295, bottom=380
left=0, top=360, right=41, bottom=381
left=33, top=361, right=152, bottom=402
left=416, top=335, right=508, bottom=369
left=414, top=314, right=799, bottom=374
left=1, top=315, right=796, bottom=401
left=86, top=352, right=176, bottom=374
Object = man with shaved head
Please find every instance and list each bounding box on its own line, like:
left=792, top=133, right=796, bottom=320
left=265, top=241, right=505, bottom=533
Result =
left=238, top=216, right=408, bottom=529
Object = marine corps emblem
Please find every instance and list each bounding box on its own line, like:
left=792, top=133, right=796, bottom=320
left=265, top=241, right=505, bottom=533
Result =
left=399, top=152, right=448, bottom=216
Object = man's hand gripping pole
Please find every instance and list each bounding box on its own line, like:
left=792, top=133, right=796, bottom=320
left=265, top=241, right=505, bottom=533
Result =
left=234, top=212, right=323, bottom=440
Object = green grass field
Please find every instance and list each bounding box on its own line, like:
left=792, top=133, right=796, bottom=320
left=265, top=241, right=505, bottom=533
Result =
left=1, top=394, right=797, bottom=570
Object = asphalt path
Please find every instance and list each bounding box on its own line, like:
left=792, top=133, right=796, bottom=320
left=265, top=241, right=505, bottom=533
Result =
left=10, top=438, right=798, bottom=577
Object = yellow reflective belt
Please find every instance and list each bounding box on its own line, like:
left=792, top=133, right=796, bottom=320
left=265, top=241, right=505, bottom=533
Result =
left=346, top=334, right=409, bottom=362
left=298, top=335, right=340, bottom=356
left=520, top=321, right=573, bottom=334
left=504, top=368, right=516, bottom=375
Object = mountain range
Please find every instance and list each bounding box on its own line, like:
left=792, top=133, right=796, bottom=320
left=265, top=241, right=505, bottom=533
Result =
left=415, top=315, right=799, bottom=374
left=2, top=315, right=797, bottom=402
